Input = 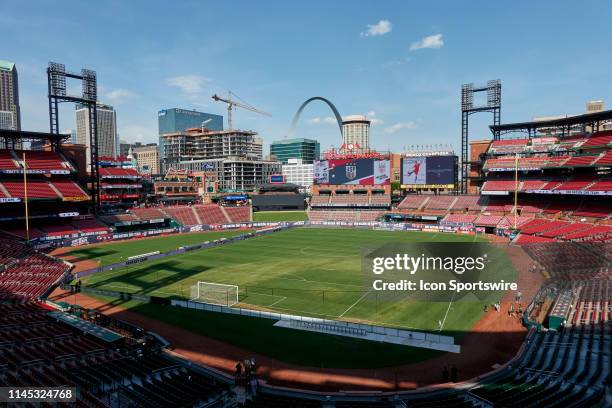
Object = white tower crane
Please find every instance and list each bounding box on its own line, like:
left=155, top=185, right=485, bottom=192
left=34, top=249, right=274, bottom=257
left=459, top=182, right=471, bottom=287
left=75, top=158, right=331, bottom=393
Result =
left=212, top=91, right=271, bottom=130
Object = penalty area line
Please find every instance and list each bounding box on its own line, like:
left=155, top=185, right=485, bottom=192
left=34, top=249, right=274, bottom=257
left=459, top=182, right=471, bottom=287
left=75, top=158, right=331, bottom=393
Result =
left=267, top=296, right=287, bottom=307
left=338, top=290, right=372, bottom=319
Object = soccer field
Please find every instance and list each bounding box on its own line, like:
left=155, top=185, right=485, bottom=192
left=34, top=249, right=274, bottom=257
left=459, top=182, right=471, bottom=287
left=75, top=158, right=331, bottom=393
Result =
left=67, top=229, right=250, bottom=266
left=252, top=210, right=308, bottom=222
left=78, top=227, right=516, bottom=333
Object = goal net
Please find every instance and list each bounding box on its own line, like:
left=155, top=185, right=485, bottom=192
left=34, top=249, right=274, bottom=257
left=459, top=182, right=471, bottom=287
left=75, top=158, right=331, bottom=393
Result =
left=190, top=281, right=239, bottom=307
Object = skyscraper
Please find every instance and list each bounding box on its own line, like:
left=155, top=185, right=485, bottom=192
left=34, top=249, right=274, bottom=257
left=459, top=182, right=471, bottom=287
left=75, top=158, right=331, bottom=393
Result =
left=270, top=138, right=320, bottom=164
left=0, top=60, right=21, bottom=131
left=342, top=115, right=370, bottom=151
left=76, top=103, right=118, bottom=168
left=158, top=108, right=223, bottom=172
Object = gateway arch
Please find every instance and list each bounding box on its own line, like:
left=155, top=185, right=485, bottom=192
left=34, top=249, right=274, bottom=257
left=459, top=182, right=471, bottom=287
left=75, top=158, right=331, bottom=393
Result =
left=287, top=97, right=343, bottom=138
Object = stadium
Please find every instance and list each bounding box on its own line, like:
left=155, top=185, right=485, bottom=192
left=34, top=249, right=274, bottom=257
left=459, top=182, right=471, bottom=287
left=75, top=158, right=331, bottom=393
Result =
left=0, top=22, right=611, bottom=407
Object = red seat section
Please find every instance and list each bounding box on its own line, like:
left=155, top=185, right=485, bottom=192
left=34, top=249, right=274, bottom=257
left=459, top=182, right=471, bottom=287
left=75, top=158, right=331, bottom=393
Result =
left=397, top=195, right=428, bottom=210
left=162, top=206, right=199, bottom=226
left=50, top=179, right=89, bottom=200
left=17, top=150, right=72, bottom=172
left=224, top=206, right=251, bottom=223
left=579, top=131, right=612, bottom=149
left=562, top=155, right=598, bottom=167
left=1, top=180, right=59, bottom=199
left=0, top=248, right=69, bottom=301
left=71, top=218, right=109, bottom=234
left=130, top=207, right=167, bottom=221
left=193, top=204, right=228, bottom=224
left=0, top=150, right=19, bottom=171
left=99, top=167, right=140, bottom=178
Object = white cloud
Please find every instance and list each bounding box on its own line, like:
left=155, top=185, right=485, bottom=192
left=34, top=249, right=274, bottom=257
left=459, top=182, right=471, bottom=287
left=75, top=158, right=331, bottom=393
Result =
left=106, top=88, right=136, bottom=102
left=384, top=121, right=418, bottom=134
left=409, top=34, right=444, bottom=51
left=366, top=111, right=383, bottom=126
left=166, top=75, right=209, bottom=94
left=361, top=20, right=392, bottom=37
left=308, top=116, right=337, bottom=125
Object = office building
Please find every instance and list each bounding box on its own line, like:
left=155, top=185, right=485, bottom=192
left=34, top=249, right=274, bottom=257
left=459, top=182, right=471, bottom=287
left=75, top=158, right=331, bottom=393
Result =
left=0, top=111, right=14, bottom=130
left=282, top=158, right=314, bottom=190
left=76, top=103, right=118, bottom=168
left=0, top=60, right=20, bottom=131
left=587, top=100, right=604, bottom=113
left=158, top=108, right=223, bottom=171
left=120, top=141, right=154, bottom=157
left=270, top=138, right=320, bottom=164
left=133, top=144, right=160, bottom=174
left=342, top=115, right=370, bottom=151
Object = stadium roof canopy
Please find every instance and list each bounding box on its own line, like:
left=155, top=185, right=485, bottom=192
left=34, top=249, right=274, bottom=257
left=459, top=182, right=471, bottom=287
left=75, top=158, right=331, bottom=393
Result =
left=0, top=129, right=71, bottom=150
left=490, top=109, right=612, bottom=138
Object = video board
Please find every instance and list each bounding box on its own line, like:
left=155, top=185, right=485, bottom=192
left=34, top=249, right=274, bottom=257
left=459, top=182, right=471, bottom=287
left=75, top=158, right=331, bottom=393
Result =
left=269, top=174, right=286, bottom=184
left=313, top=158, right=390, bottom=185
left=401, top=156, right=456, bottom=188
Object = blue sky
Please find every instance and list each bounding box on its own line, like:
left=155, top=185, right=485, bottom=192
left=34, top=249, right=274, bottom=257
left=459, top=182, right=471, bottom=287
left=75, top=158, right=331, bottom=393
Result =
left=3, top=1, right=611, bottom=154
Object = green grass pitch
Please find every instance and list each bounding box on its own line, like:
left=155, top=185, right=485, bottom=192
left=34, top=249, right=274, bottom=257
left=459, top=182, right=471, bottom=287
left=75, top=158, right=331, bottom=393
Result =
left=252, top=210, right=308, bottom=222
left=76, top=228, right=516, bottom=333
left=68, top=230, right=250, bottom=266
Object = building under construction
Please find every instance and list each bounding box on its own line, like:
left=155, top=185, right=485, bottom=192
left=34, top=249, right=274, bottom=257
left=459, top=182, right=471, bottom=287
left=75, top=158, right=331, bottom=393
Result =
left=161, top=128, right=277, bottom=192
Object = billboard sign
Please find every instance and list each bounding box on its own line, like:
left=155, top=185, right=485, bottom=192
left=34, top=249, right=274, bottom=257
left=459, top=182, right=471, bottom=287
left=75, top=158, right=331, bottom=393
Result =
left=313, top=158, right=390, bottom=185
left=269, top=174, right=286, bottom=184
left=401, top=156, right=456, bottom=188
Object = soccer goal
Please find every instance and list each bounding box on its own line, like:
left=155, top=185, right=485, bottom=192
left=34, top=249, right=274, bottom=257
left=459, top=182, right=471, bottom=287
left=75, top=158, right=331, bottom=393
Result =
left=190, top=281, right=239, bottom=307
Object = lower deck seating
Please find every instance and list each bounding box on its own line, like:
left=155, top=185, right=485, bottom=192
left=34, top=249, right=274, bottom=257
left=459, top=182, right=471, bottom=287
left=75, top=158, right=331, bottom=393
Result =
left=308, top=210, right=385, bottom=222
left=130, top=207, right=168, bottom=221
left=0, top=303, right=230, bottom=407
left=71, top=218, right=109, bottom=234
left=224, top=206, right=251, bottom=223
left=162, top=205, right=199, bottom=226
left=193, top=204, right=228, bottom=224
left=398, top=195, right=429, bottom=210
left=0, top=252, right=69, bottom=301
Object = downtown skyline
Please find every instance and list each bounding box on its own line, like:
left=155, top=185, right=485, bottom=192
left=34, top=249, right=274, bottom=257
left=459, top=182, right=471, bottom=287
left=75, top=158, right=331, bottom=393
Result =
left=3, top=0, right=611, bottom=154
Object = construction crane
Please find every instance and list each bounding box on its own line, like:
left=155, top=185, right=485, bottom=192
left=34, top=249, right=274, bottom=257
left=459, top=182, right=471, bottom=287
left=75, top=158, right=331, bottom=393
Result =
left=212, top=91, right=271, bottom=130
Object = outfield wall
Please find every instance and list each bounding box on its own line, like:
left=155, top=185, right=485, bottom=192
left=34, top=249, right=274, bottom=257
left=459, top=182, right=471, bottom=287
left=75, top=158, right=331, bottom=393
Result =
left=37, top=219, right=484, bottom=251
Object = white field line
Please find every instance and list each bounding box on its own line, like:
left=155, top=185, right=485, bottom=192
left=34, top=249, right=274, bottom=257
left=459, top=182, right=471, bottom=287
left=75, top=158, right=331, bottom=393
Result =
left=267, top=296, right=287, bottom=307
left=439, top=288, right=457, bottom=332
left=338, top=290, right=372, bottom=318
left=276, top=275, right=363, bottom=288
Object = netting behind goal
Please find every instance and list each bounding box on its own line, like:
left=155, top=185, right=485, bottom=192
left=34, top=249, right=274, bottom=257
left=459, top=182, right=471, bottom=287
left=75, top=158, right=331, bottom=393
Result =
left=190, top=281, right=239, bottom=307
